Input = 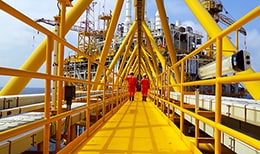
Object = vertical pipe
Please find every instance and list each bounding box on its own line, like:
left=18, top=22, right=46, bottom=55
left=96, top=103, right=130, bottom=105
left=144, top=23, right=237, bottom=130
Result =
left=215, top=37, right=223, bottom=154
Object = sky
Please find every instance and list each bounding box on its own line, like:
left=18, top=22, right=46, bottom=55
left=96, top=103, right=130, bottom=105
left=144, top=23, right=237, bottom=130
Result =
left=0, top=0, right=260, bottom=88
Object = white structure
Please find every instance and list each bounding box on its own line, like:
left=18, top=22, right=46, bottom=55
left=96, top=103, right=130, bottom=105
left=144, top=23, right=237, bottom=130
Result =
left=175, top=20, right=181, bottom=26
left=124, top=0, right=132, bottom=36
left=155, top=11, right=162, bottom=30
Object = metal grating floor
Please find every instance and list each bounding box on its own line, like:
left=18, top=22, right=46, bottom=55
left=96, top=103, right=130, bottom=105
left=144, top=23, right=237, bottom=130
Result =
left=71, top=93, right=194, bottom=154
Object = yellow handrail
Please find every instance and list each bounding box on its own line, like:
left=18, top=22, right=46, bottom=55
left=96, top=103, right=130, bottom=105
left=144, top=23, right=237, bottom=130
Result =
left=150, top=5, right=260, bottom=154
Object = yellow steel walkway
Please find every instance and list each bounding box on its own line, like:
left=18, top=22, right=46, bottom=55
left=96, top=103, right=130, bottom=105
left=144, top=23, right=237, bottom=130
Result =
left=71, top=93, right=193, bottom=154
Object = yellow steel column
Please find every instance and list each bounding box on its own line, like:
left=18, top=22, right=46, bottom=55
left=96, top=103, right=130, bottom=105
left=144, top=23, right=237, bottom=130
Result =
left=215, top=37, right=223, bottom=154
left=43, top=36, right=52, bottom=154
left=92, top=0, right=124, bottom=90
left=155, top=0, right=181, bottom=83
left=0, top=0, right=93, bottom=95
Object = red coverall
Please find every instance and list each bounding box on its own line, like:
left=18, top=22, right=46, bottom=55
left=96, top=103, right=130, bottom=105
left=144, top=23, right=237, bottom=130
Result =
left=125, top=75, right=137, bottom=100
left=140, top=77, right=149, bottom=101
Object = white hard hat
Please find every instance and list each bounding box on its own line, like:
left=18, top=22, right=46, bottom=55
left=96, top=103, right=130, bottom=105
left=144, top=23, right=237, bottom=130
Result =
left=130, top=71, right=134, bottom=74
left=143, top=73, right=146, bottom=77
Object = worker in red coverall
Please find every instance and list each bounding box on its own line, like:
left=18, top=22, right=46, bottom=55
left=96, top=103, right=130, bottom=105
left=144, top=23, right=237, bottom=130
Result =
left=140, top=73, right=150, bottom=101
left=125, top=71, right=137, bottom=101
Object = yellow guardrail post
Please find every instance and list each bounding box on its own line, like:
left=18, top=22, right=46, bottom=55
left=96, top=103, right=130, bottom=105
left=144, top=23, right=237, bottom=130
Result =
left=180, top=61, right=185, bottom=137
left=195, top=89, right=199, bottom=147
left=86, top=58, right=91, bottom=136
left=215, top=37, right=223, bottom=154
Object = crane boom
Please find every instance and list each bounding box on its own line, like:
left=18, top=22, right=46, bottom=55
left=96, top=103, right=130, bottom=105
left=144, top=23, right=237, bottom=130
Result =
left=202, top=0, right=247, bottom=36
left=35, top=18, right=86, bottom=32
left=217, top=14, right=247, bottom=36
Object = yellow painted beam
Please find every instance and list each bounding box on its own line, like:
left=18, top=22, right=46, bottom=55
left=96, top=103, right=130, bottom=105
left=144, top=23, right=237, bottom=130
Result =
left=0, top=0, right=93, bottom=95
left=92, top=0, right=124, bottom=90
left=184, top=0, right=260, bottom=100
left=97, top=22, right=137, bottom=90
left=115, top=32, right=135, bottom=85
left=184, top=0, right=235, bottom=55
left=142, top=21, right=180, bottom=92
left=140, top=57, right=155, bottom=87
left=155, top=0, right=181, bottom=83
left=141, top=46, right=156, bottom=80
left=143, top=32, right=160, bottom=75
left=118, top=46, right=138, bottom=84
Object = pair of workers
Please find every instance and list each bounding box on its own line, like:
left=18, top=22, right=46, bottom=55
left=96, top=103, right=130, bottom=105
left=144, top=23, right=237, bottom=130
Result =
left=125, top=71, right=150, bottom=101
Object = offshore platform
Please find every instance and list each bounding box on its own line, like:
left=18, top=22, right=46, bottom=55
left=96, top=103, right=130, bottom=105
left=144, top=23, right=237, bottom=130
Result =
left=0, top=0, right=260, bottom=154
